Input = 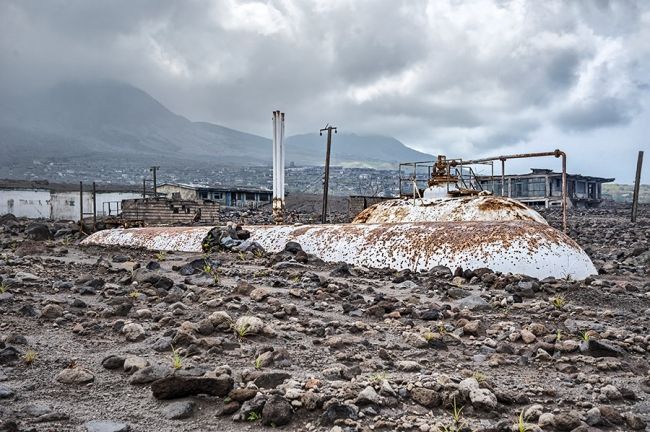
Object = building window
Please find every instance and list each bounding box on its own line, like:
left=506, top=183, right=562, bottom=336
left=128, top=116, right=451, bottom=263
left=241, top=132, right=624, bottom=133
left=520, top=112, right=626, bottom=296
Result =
left=213, top=192, right=223, bottom=200
left=245, top=193, right=256, bottom=201
left=199, top=191, right=208, bottom=199
left=576, top=182, right=586, bottom=194
left=512, top=177, right=545, bottom=198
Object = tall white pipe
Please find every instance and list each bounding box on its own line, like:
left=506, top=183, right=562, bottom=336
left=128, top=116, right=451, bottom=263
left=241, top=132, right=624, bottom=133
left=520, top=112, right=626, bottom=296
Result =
left=272, top=110, right=285, bottom=223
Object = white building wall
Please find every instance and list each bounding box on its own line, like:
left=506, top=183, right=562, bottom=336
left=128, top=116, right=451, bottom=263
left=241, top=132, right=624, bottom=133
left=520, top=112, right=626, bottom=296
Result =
left=0, top=189, right=52, bottom=219
left=1, top=189, right=141, bottom=220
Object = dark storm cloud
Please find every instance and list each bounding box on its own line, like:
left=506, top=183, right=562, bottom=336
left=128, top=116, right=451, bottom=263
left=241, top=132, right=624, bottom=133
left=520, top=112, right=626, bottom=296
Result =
left=1, top=0, right=648, bottom=161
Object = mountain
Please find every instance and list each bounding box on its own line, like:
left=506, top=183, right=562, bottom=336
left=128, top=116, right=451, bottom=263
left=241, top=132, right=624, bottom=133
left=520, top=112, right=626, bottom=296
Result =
left=0, top=81, right=433, bottom=169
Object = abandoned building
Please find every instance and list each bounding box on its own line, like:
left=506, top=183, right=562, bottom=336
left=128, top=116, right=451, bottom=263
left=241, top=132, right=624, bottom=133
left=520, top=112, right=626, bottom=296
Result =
left=476, top=169, right=614, bottom=208
left=0, top=179, right=141, bottom=220
left=157, top=183, right=272, bottom=208
left=120, top=198, right=219, bottom=225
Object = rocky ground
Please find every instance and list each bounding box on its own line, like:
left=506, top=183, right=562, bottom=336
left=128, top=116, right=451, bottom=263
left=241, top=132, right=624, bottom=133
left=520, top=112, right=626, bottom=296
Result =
left=0, top=203, right=649, bottom=432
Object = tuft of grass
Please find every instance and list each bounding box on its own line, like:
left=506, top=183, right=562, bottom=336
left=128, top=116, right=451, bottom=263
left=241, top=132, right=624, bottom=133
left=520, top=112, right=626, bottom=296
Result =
left=24, top=350, right=38, bottom=365
left=253, top=249, right=265, bottom=258
left=202, top=264, right=219, bottom=284
left=154, top=251, right=167, bottom=262
left=579, top=330, right=591, bottom=342
left=233, top=322, right=250, bottom=340
left=254, top=356, right=263, bottom=370
left=170, top=346, right=183, bottom=370
left=518, top=410, right=533, bottom=432
left=370, top=371, right=389, bottom=383
left=439, top=397, right=466, bottom=431
left=423, top=331, right=436, bottom=342
left=238, top=251, right=245, bottom=261
left=450, top=397, right=464, bottom=424
left=246, top=411, right=261, bottom=422
left=555, top=329, right=563, bottom=342
left=0, top=281, right=8, bottom=294
left=472, top=370, right=487, bottom=384
left=552, top=295, right=566, bottom=310
left=128, top=290, right=140, bottom=300
left=437, top=324, right=447, bottom=335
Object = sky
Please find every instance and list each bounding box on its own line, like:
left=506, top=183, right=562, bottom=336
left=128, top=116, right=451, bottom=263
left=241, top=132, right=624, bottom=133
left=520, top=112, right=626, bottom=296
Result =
left=0, top=0, right=648, bottom=183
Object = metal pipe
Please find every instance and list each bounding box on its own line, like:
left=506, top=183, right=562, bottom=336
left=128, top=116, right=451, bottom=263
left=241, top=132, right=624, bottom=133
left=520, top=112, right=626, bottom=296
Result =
left=79, top=181, right=83, bottom=234
left=632, top=150, right=644, bottom=223
left=500, top=158, right=505, bottom=197
left=92, top=181, right=97, bottom=231
left=320, top=125, right=336, bottom=223
left=561, top=152, right=567, bottom=233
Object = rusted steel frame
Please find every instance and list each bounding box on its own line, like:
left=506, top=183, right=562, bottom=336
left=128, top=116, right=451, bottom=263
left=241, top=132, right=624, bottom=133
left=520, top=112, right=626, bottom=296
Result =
left=631, top=150, right=644, bottom=223
left=501, top=159, right=506, bottom=197
left=92, top=182, right=97, bottom=231
left=79, top=181, right=83, bottom=234
left=455, top=150, right=567, bottom=232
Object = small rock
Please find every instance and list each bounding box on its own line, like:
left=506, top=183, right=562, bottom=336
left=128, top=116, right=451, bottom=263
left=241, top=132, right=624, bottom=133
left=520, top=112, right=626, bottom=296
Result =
left=84, top=420, right=130, bottom=432
left=0, top=384, right=14, bottom=398
left=122, top=323, right=146, bottom=342
left=41, top=304, right=63, bottom=319
left=151, top=375, right=233, bottom=399
left=123, top=356, right=148, bottom=374
left=162, top=401, right=195, bottom=420
left=410, top=387, right=441, bottom=408
left=101, top=355, right=125, bottom=370
left=356, top=386, right=381, bottom=405
left=56, top=367, right=95, bottom=385
left=262, top=395, right=293, bottom=426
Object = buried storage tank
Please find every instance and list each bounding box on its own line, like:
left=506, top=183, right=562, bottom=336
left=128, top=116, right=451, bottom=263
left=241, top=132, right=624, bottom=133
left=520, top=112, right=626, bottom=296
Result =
left=82, top=220, right=597, bottom=280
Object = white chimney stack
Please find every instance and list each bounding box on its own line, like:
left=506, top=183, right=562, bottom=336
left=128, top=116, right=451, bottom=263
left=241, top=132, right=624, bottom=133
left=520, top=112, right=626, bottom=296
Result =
left=272, top=110, right=285, bottom=223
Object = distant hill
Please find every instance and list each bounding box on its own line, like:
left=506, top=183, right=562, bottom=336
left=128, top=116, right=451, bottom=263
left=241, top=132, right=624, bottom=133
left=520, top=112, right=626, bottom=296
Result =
left=0, top=81, right=433, bottom=170
left=603, top=183, right=650, bottom=203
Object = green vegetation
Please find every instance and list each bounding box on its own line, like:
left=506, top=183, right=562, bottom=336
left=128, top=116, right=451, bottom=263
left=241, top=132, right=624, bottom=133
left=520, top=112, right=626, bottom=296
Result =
left=472, top=370, right=487, bottom=384
left=0, top=281, right=8, bottom=294
left=170, top=346, right=183, bottom=370
left=552, top=295, right=566, bottom=310
left=602, top=183, right=650, bottom=203
left=439, top=397, right=466, bottom=432
left=154, top=251, right=167, bottom=261
left=517, top=410, right=533, bottom=432
left=254, top=356, right=263, bottom=370
left=246, top=411, right=261, bottom=421
left=24, top=350, right=38, bottom=365
left=370, top=371, right=389, bottom=383
left=233, top=322, right=251, bottom=340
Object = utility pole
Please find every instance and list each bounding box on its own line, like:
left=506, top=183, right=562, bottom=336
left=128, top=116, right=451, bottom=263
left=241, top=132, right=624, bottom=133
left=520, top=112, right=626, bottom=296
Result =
left=631, top=150, right=644, bottom=223
left=320, top=125, right=337, bottom=224
left=150, top=166, right=159, bottom=198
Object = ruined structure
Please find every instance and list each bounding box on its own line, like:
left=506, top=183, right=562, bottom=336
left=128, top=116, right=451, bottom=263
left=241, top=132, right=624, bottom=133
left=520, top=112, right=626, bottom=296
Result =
left=476, top=169, right=614, bottom=208
left=157, top=183, right=271, bottom=208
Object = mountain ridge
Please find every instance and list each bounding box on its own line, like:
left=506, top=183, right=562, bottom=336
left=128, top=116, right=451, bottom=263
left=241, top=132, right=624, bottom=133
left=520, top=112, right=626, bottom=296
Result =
left=0, top=81, right=434, bottom=169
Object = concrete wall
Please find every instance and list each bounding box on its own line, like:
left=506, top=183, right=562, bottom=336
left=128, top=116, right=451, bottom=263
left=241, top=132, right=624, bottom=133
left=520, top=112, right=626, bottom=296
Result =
left=1, top=189, right=141, bottom=220
left=0, top=189, right=51, bottom=219
left=158, top=185, right=197, bottom=201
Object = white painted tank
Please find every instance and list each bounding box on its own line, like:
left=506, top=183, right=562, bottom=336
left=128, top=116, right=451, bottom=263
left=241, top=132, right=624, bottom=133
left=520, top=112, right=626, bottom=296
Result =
left=82, top=221, right=597, bottom=280
left=245, top=221, right=596, bottom=280
left=353, top=196, right=548, bottom=225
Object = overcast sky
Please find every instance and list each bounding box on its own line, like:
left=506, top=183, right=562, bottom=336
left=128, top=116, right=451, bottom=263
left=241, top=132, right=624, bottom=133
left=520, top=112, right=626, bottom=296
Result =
left=1, top=0, right=648, bottom=182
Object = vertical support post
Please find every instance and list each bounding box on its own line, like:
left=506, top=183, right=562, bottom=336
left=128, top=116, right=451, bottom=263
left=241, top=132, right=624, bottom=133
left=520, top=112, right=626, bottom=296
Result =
left=92, top=181, right=97, bottom=231
left=272, top=111, right=286, bottom=224
left=500, top=159, right=505, bottom=197
left=561, top=152, right=567, bottom=233
left=631, top=150, right=644, bottom=223
left=79, top=181, right=83, bottom=234
left=150, top=166, right=158, bottom=198
left=320, top=125, right=336, bottom=224
left=142, top=178, right=146, bottom=198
